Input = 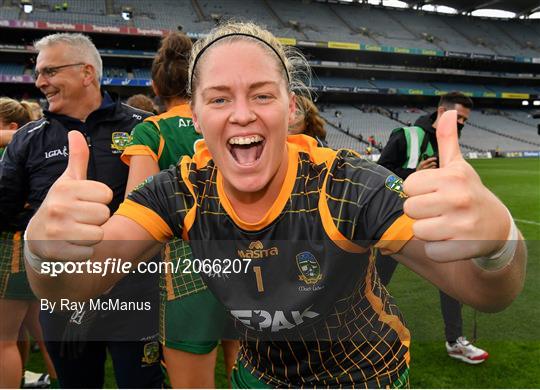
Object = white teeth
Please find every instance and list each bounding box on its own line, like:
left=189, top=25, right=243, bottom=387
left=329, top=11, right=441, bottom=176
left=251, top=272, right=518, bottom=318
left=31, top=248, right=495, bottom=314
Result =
left=228, top=135, right=264, bottom=145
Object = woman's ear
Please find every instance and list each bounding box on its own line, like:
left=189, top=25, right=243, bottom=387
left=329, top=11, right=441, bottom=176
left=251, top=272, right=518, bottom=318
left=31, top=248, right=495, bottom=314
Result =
left=288, top=92, right=297, bottom=126
left=191, top=106, right=202, bottom=134
left=7, top=122, right=19, bottom=130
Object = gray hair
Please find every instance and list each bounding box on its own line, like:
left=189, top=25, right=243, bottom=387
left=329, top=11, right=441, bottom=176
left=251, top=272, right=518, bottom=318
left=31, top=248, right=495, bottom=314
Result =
left=34, top=33, right=103, bottom=82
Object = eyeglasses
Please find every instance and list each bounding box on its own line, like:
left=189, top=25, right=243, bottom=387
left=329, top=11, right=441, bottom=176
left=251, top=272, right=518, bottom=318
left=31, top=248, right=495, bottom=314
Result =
left=34, top=63, right=86, bottom=80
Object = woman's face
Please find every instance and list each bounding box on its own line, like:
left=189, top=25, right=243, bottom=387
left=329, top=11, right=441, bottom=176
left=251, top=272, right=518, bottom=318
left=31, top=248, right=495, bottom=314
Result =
left=192, top=40, right=296, bottom=198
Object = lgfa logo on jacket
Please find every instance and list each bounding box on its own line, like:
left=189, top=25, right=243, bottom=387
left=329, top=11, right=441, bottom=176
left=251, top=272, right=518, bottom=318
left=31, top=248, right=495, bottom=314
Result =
left=385, top=175, right=406, bottom=198
left=44, top=146, right=68, bottom=159
left=296, top=251, right=323, bottom=285
left=111, top=131, right=131, bottom=153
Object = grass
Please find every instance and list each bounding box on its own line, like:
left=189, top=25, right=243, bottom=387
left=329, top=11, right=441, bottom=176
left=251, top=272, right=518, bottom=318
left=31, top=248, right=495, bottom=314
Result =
left=27, top=158, right=540, bottom=388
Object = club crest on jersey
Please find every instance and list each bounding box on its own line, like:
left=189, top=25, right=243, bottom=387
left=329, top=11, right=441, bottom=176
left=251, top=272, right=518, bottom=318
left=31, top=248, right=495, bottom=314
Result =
left=385, top=175, right=406, bottom=198
left=237, top=241, right=279, bottom=259
left=296, top=251, right=322, bottom=285
left=130, top=175, right=153, bottom=195
left=141, top=341, right=159, bottom=365
left=110, top=131, right=131, bottom=152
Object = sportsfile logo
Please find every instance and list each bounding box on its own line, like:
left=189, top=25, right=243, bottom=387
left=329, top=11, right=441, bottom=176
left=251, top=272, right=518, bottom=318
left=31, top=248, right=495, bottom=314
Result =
left=237, top=241, right=279, bottom=259
left=230, top=306, right=319, bottom=332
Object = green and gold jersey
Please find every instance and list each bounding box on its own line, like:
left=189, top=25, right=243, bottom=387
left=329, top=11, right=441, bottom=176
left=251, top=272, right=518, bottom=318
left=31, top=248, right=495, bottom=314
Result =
left=117, top=135, right=414, bottom=387
left=121, top=104, right=201, bottom=170
left=121, top=103, right=204, bottom=301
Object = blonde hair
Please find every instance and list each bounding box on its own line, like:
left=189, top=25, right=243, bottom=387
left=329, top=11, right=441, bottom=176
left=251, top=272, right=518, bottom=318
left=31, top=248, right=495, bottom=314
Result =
left=20, top=100, right=43, bottom=121
left=0, top=97, right=32, bottom=127
left=188, top=21, right=310, bottom=99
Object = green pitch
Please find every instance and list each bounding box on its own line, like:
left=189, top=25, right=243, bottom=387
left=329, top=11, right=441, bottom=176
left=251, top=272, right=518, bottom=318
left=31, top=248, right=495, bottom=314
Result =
left=27, top=158, right=540, bottom=388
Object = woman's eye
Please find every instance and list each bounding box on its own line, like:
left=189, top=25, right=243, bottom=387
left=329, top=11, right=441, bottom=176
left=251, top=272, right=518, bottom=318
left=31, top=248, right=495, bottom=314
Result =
left=255, top=94, right=272, bottom=102
left=210, top=97, right=226, bottom=104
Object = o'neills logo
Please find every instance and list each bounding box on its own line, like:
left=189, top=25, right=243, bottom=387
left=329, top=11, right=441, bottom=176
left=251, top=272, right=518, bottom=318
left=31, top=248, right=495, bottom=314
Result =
left=237, top=241, right=279, bottom=259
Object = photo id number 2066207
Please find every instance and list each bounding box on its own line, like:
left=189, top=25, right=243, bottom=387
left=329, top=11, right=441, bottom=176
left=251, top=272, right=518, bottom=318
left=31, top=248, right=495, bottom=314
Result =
left=182, top=258, right=252, bottom=275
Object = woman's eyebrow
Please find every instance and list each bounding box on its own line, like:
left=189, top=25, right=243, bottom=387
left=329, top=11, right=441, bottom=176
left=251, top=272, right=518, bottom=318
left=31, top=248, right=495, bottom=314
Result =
left=202, top=81, right=279, bottom=95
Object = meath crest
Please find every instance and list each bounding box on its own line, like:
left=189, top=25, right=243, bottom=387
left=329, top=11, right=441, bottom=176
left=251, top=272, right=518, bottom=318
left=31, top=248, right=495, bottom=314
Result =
left=111, top=131, right=131, bottom=151
left=141, top=341, right=159, bottom=365
left=385, top=175, right=406, bottom=198
left=296, top=251, right=322, bottom=285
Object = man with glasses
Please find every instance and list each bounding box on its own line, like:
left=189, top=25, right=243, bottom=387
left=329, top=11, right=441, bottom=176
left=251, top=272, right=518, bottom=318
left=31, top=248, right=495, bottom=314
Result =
left=377, top=91, right=490, bottom=365
left=0, top=33, right=162, bottom=387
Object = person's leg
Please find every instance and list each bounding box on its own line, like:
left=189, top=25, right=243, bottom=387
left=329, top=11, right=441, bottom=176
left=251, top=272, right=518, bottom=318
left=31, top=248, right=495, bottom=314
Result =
left=108, top=341, right=164, bottom=389
left=40, top=311, right=106, bottom=388
left=23, top=301, right=58, bottom=381
left=161, top=290, right=225, bottom=388
left=17, top=326, right=30, bottom=366
left=164, top=345, right=218, bottom=388
left=375, top=253, right=400, bottom=287
left=439, top=290, right=462, bottom=343
left=440, top=291, right=489, bottom=364
left=222, top=340, right=240, bottom=385
left=0, top=299, right=31, bottom=388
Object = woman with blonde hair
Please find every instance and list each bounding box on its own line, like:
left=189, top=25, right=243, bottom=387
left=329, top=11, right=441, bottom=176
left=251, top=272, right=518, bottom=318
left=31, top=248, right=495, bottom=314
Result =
left=26, top=21, right=526, bottom=388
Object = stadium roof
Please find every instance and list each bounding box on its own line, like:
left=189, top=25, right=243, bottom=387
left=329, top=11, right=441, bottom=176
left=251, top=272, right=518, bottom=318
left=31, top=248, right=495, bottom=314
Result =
left=398, top=0, right=540, bottom=16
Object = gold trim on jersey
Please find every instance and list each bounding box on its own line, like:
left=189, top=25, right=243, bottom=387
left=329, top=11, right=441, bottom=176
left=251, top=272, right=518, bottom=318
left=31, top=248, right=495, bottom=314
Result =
left=116, top=199, right=173, bottom=241
left=216, top=145, right=298, bottom=232
left=11, top=231, right=22, bottom=273
left=365, top=248, right=411, bottom=365
left=144, top=104, right=192, bottom=127
left=121, top=145, right=158, bottom=166
left=375, top=214, right=415, bottom=255
left=179, top=157, right=198, bottom=241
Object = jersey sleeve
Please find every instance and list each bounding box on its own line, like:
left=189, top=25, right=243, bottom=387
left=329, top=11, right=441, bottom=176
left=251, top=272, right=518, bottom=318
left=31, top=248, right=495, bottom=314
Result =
left=121, top=121, right=161, bottom=166
left=115, top=165, right=190, bottom=241
left=328, top=151, right=414, bottom=254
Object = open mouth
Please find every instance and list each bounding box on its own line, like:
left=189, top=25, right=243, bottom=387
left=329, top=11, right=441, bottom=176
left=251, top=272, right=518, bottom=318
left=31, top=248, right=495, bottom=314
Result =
left=227, top=135, right=265, bottom=166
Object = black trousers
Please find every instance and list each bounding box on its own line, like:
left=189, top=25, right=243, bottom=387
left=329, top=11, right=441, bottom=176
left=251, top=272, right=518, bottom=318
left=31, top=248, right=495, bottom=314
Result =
left=39, top=290, right=163, bottom=389
left=376, top=253, right=463, bottom=342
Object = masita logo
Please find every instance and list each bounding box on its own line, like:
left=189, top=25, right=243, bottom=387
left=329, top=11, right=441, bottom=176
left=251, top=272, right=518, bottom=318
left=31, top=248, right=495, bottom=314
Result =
left=237, top=241, right=279, bottom=259
left=230, top=306, right=319, bottom=332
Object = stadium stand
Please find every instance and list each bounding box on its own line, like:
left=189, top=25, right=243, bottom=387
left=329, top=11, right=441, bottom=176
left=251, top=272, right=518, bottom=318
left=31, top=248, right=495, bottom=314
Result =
left=1, top=0, right=539, bottom=58
left=0, top=63, right=24, bottom=76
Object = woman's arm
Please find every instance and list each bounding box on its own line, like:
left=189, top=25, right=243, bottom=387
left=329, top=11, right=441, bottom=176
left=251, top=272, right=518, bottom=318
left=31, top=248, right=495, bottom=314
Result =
left=125, top=155, right=160, bottom=197
left=394, top=236, right=526, bottom=313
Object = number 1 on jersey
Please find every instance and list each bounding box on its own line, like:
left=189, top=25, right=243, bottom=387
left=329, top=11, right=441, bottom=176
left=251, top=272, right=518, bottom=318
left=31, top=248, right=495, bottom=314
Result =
left=253, top=266, right=264, bottom=292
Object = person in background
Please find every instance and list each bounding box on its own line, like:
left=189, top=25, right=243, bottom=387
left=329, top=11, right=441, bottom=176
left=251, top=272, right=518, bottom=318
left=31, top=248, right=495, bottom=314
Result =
left=20, top=100, right=44, bottom=121
left=288, top=95, right=328, bottom=147
left=121, top=31, right=239, bottom=388
left=377, top=92, right=489, bottom=364
left=126, top=94, right=158, bottom=115
left=0, top=33, right=163, bottom=388
left=0, top=97, right=57, bottom=388
left=0, top=98, right=33, bottom=151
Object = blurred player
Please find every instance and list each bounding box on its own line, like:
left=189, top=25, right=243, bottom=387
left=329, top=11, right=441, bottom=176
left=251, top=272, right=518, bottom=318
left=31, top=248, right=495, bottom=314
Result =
left=0, top=97, right=57, bottom=388
left=121, top=31, right=239, bottom=388
left=378, top=92, right=489, bottom=364
left=25, top=22, right=526, bottom=388
left=288, top=94, right=328, bottom=147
